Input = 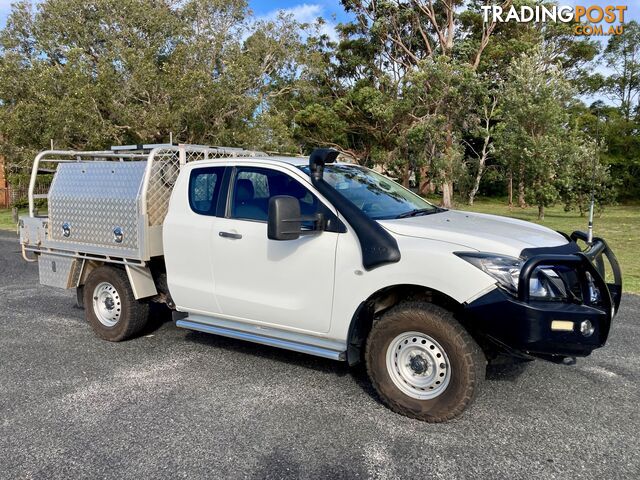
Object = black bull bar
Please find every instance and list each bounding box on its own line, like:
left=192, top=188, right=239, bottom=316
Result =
left=518, top=231, right=622, bottom=318
left=464, top=230, right=622, bottom=359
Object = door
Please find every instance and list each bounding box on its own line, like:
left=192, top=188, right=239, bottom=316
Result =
left=163, top=165, right=228, bottom=314
left=211, top=166, right=339, bottom=333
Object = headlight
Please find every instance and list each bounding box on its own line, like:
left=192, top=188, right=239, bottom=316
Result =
left=455, top=253, right=522, bottom=294
left=585, top=272, right=601, bottom=303
left=455, top=253, right=567, bottom=300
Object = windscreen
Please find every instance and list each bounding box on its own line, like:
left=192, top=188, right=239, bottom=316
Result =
left=302, top=164, right=438, bottom=220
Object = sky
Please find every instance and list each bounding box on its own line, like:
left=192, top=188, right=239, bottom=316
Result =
left=249, top=0, right=349, bottom=21
left=248, top=0, right=348, bottom=41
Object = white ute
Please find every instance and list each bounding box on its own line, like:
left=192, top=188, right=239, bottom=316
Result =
left=20, top=145, right=622, bottom=422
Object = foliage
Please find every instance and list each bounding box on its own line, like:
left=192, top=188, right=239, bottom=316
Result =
left=0, top=0, right=637, bottom=209
left=494, top=47, right=612, bottom=218
left=0, top=0, right=306, bottom=177
left=602, top=21, right=640, bottom=120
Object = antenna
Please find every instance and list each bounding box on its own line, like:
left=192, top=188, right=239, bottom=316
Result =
left=587, top=107, right=600, bottom=245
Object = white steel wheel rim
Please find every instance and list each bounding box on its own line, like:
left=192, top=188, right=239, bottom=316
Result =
left=92, top=282, right=122, bottom=327
left=386, top=331, right=451, bottom=400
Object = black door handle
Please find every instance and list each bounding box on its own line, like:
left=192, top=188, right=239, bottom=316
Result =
left=219, top=231, right=242, bottom=239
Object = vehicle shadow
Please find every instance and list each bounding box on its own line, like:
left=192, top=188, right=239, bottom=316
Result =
left=185, top=331, right=382, bottom=404
left=485, top=356, right=533, bottom=381
left=179, top=329, right=385, bottom=404
left=138, top=303, right=174, bottom=337
left=179, top=328, right=531, bottom=406
left=182, top=329, right=353, bottom=376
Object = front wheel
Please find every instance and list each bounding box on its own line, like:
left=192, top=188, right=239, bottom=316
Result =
left=365, top=302, right=486, bottom=422
left=83, top=266, right=150, bottom=342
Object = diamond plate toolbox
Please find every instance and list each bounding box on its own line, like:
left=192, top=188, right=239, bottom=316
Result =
left=47, top=162, right=146, bottom=257
left=38, top=254, right=82, bottom=289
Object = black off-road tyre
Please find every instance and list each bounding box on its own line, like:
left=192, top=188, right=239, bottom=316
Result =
left=75, top=285, right=85, bottom=309
left=83, top=266, right=150, bottom=342
left=365, top=301, right=486, bottom=422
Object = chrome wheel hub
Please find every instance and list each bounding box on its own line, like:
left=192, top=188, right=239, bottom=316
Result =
left=386, top=331, right=451, bottom=400
left=92, top=282, right=121, bottom=327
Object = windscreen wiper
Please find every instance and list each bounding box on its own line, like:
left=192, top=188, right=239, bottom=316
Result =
left=395, top=207, right=443, bottom=219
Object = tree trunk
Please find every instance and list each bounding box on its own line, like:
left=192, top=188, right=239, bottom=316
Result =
left=402, top=163, right=410, bottom=188
left=418, top=165, right=430, bottom=195
left=442, top=181, right=453, bottom=208
left=469, top=102, right=494, bottom=206
left=468, top=157, right=486, bottom=206
left=517, top=162, right=526, bottom=208
left=507, top=170, right=513, bottom=210
left=538, top=204, right=545, bottom=220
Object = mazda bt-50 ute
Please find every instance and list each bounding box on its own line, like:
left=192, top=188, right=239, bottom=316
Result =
left=19, top=145, right=622, bottom=422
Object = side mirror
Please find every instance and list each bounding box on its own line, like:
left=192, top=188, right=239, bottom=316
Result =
left=268, top=196, right=325, bottom=241
left=268, top=196, right=302, bottom=241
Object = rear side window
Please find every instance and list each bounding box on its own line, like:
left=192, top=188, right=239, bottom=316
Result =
left=189, top=167, right=225, bottom=216
left=231, top=167, right=320, bottom=222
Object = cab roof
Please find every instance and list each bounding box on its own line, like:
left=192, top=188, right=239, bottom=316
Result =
left=227, top=155, right=355, bottom=169
left=259, top=155, right=309, bottom=167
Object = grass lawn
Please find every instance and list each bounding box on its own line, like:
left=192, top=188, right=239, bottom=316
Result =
left=0, top=208, right=23, bottom=233
left=2, top=201, right=639, bottom=293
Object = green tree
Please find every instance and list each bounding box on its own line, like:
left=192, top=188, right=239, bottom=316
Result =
left=331, top=0, right=506, bottom=207
left=575, top=102, right=640, bottom=201
left=602, top=20, right=640, bottom=120
left=557, top=132, right=616, bottom=215
left=496, top=48, right=583, bottom=219
left=403, top=57, right=487, bottom=197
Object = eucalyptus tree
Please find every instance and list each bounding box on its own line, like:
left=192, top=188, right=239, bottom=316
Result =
left=495, top=48, right=583, bottom=219
left=292, top=4, right=419, bottom=167
left=329, top=0, right=510, bottom=206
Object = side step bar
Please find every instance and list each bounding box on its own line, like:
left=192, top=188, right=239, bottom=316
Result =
left=176, top=318, right=346, bottom=361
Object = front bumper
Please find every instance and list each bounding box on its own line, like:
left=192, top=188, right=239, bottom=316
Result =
left=464, top=232, right=622, bottom=359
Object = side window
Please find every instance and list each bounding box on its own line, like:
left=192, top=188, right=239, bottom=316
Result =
left=189, top=167, right=225, bottom=216
left=231, top=167, right=319, bottom=222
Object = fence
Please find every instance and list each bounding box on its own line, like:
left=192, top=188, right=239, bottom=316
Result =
left=0, top=184, right=50, bottom=208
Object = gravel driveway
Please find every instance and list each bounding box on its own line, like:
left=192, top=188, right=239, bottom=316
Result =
left=0, top=230, right=638, bottom=479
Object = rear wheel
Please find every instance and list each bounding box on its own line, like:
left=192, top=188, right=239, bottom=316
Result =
left=365, top=302, right=485, bottom=422
left=83, top=266, right=150, bottom=342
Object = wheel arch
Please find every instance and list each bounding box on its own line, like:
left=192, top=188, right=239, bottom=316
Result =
left=345, top=284, right=463, bottom=366
left=77, top=259, right=106, bottom=287
left=77, top=261, right=157, bottom=301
